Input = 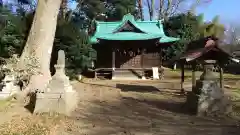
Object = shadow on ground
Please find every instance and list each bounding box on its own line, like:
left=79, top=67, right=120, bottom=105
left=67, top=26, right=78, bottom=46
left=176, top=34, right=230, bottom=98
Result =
left=116, top=84, right=160, bottom=93
left=67, top=81, right=240, bottom=135
left=70, top=99, right=240, bottom=135
left=122, top=96, right=187, bottom=114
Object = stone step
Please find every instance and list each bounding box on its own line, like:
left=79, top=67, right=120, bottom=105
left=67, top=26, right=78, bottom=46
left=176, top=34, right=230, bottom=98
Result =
left=112, top=69, right=143, bottom=80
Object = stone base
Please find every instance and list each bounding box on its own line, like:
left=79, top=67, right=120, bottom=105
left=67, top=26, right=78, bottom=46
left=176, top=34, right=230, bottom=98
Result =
left=65, top=90, right=78, bottom=114
left=34, top=93, right=66, bottom=114
left=33, top=91, right=78, bottom=115
left=186, top=80, right=232, bottom=116
left=185, top=92, right=199, bottom=114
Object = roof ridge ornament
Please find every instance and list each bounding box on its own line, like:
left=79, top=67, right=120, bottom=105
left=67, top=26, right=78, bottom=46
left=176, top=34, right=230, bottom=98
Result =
left=122, top=13, right=135, bottom=22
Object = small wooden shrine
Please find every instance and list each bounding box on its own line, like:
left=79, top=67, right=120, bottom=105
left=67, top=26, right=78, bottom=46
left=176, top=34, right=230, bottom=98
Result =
left=89, top=13, right=179, bottom=79
left=178, top=36, right=239, bottom=92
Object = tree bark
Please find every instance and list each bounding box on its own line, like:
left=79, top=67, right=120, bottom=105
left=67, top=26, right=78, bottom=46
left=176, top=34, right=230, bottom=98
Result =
left=19, top=0, right=62, bottom=80
left=158, top=0, right=164, bottom=20
left=137, top=0, right=144, bottom=20
left=60, top=0, right=68, bottom=19
left=18, top=0, right=62, bottom=98
left=146, top=0, right=154, bottom=20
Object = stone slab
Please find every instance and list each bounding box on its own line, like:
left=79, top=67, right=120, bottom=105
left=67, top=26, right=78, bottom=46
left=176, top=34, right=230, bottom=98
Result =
left=34, top=95, right=66, bottom=114
left=36, top=93, right=64, bottom=99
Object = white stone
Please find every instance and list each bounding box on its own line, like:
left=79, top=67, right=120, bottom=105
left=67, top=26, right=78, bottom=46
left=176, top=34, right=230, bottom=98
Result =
left=152, top=67, right=159, bottom=80
left=3, top=75, right=14, bottom=82
left=0, top=75, right=20, bottom=99
left=142, top=76, right=146, bottom=80
left=173, top=63, right=177, bottom=70
left=2, top=75, right=17, bottom=93
left=78, top=75, right=82, bottom=81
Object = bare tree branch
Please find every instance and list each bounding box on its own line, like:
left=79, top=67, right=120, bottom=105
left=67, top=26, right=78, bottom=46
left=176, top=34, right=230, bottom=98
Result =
left=144, top=0, right=212, bottom=20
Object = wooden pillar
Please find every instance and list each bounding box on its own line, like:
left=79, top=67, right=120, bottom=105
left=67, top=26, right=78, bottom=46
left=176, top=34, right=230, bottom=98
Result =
left=180, top=62, right=185, bottom=93
left=141, top=48, right=145, bottom=79
left=220, top=67, right=223, bottom=88
left=192, top=63, right=196, bottom=90
left=159, top=47, right=163, bottom=79
left=112, top=48, right=115, bottom=68
left=159, top=47, right=163, bottom=67
left=112, top=47, right=115, bottom=79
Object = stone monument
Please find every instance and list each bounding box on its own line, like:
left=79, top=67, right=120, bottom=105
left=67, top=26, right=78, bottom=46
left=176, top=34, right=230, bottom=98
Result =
left=33, top=50, right=78, bottom=115
left=186, top=60, right=231, bottom=116
left=0, top=75, right=20, bottom=99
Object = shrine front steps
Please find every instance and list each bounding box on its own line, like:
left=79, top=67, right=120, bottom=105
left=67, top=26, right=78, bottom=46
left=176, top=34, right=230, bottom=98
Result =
left=112, top=69, right=144, bottom=80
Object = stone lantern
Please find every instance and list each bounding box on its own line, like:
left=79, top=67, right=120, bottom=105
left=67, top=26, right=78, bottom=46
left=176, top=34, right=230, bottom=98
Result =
left=187, top=60, right=232, bottom=116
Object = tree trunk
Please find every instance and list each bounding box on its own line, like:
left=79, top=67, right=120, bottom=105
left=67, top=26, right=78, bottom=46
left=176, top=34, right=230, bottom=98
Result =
left=18, top=0, right=62, bottom=98
left=60, top=0, right=68, bottom=19
left=137, top=0, right=144, bottom=20
left=158, top=0, right=164, bottom=20
left=0, top=0, right=3, bottom=7
left=19, top=0, right=62, bottom=80
left=146, top=0, right=154, bottom=21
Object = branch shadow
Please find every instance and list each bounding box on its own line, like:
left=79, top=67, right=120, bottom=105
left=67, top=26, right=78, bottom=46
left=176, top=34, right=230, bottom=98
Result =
left=128, top=69, right=142, bottom=79
left=121, top=96, right=187, bottom=114
left=67, top=81, right=240, bottom=135
left=70, top=97, right=240, bottom=135
left=116, top=83, right=160, bottom=93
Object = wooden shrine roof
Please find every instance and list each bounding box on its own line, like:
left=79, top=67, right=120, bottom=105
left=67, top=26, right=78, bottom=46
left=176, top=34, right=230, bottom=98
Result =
left=89, top=13, right=179, bottom=44
left=179, top=36, right=239, bottom=63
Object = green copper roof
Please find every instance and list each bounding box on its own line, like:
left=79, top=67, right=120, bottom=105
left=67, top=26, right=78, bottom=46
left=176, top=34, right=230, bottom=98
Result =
left=96, top=32, right=161, bottom=40
left=90, top=13, right=179, bottom=44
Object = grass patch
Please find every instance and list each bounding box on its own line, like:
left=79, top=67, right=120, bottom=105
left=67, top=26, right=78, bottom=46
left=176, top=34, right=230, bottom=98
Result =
left=230, top=88, right=240, bottom=101
left=0, top=113, right=67, bottom=135
left=223, top=73, right=240, bottom=79
left=0, top=95, right=16, bottom=111
left=165, top=69, right=240, bottom=79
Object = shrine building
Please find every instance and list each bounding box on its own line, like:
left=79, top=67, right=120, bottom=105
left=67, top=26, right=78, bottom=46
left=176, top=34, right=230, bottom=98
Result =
left=89, top=13, right=179, bottom=80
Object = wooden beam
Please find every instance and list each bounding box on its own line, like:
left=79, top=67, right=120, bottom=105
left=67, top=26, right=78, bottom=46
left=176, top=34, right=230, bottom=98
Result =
left=141, top=49, right=143, bottom=68
left=112, top=48, right=115, bottom=68
left=159, top=47, right=162, bottom=66
left=141, top=48, right=145, bottom=79
left=180, top=62, right=185, bottom=93
left=112, top=47, right=116, bottom=79
left=220, top=67, right=223, bottom=88
left=192, top=63, right=196, bottom=91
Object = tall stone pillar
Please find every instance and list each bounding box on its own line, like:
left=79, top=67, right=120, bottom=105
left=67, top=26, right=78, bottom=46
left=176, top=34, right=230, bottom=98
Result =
left=33, top=50, right=79, bottom=115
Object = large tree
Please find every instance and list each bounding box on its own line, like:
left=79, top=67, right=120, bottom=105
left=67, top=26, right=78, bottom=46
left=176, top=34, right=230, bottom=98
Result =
left=75, top=0, right=137, bottom=21
left=163, top=13, right=201, bottom=60
left=137, top=0, right=144, bottom=20
left=19, top=0, right=62, bottom=92
left=144, top=0, right=212, bottom=20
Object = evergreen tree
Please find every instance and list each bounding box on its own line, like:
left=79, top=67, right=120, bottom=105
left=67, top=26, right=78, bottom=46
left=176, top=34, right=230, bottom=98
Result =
left=163, top=13, right=200, bottom=61
left=198, top=15, right=225, bottom=39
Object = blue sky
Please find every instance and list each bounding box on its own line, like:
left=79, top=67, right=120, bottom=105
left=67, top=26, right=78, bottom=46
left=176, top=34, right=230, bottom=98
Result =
left=196, top=0, right=239, bottom=24
left=4, top=0, right=239, bottom=25
left=69, top=0, right=239, bottom=25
